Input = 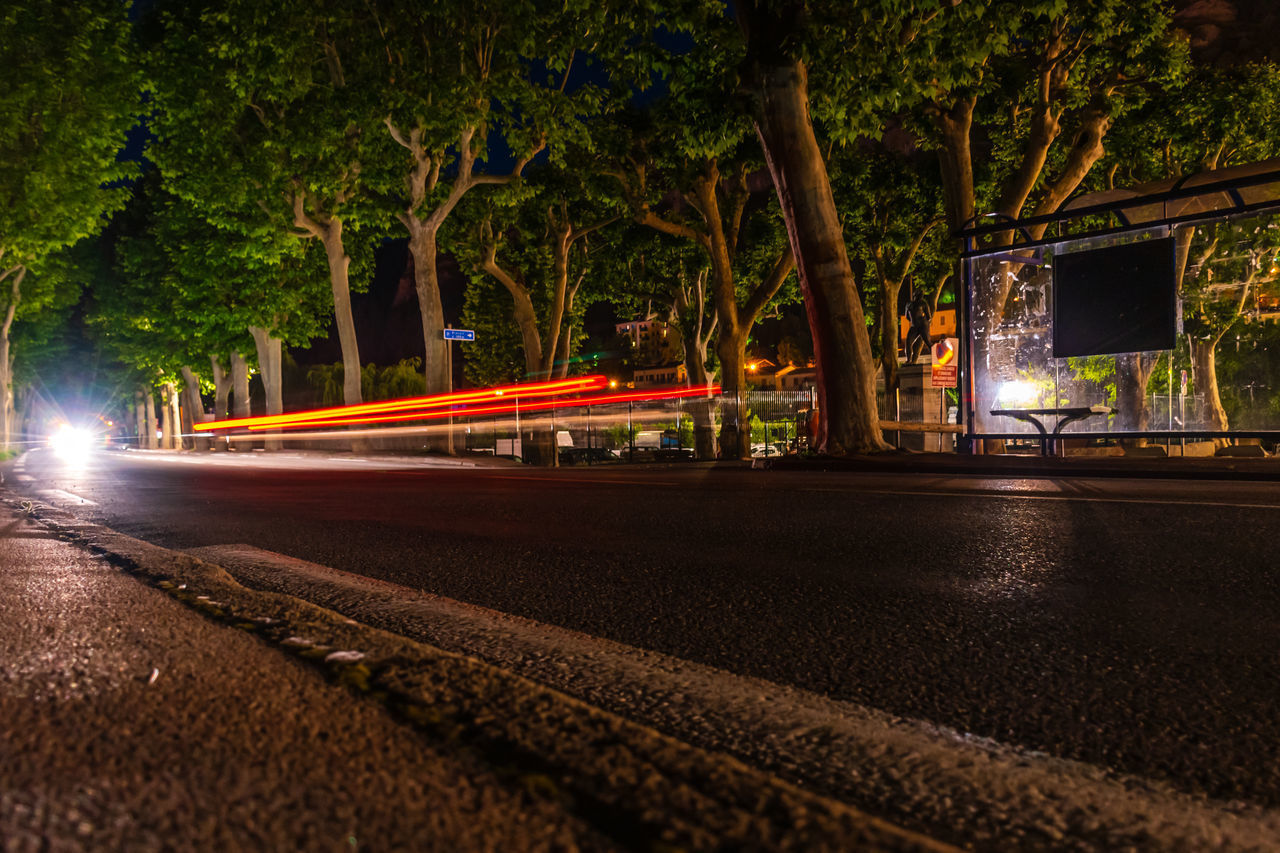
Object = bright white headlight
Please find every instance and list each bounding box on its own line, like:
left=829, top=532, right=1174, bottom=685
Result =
left=49, top=424, right=94, bottom=461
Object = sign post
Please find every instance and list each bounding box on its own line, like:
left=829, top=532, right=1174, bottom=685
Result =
left=443, top=327, right=476, bottom=453
left=930, top=337, right=959, bottom=388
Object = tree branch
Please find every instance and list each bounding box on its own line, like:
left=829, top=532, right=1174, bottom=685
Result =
left=742, top=247, right=795, bottom=326
left=894, top=217, right=942, bottom=283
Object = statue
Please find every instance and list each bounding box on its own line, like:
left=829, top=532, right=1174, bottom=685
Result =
left=904, top=288, right=933, bottom=365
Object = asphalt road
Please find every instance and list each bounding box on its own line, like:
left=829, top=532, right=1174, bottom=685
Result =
left=15, top=448, right=1280, bottom=812
left=0, top=507, right=609, bottom=851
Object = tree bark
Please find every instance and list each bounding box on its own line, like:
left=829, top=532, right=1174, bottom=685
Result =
left=249, top=326, right=285, bottom=452
left=135, top=390, right=147, bottom=449
left=230, top=351, right=251, bottom=418
left=210, top=355, right=230, bottom=450
left=0, top=266, right=24, bottom=452
left=715, top=329, right=751, bottom=459
left=740, top=52, right=887, bottom=455
left=679, top=319, right=718, bottom=460
left=405, top=224, right=454, bottom=454
left=0, top=333, right=11, bottom=453
left=934, top=96, right=978, bottom=232
left=159, top=382, right=177, bottom=450
left=180, top=366, right=207, bottom=451
left=144, top=390, right=157, bottom=449
left=878, top=276, right=903, bottom=395
left=210, top=356, right=231, bottom=420
left=317, top=220, right=362, bottom=408
left=1189, top=336, right=1229, bottom=441
left=1114, top=353, right=1156, bottom=442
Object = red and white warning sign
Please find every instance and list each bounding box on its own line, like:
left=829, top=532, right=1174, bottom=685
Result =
left=931, top=338, right=959, bottom=388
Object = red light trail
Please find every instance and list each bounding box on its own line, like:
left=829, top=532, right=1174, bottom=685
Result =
left=194, top=375, right=608, bottom=432
left=194, top=376, right=721, bottom=433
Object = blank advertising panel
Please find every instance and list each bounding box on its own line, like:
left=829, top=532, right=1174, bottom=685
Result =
left=1052, top=237, right=1177, bottom=358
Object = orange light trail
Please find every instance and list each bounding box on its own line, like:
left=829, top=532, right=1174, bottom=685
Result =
left=243, top=384, right=722, bottom=432
left=195, top=375, right=608, bottom=432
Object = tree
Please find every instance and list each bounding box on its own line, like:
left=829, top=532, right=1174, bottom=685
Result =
left=97, top=179, right=332, bottom=450
left=0, top=0, right=139, bottom=449
left=732, top=0, right=900, bottom=455
left=832, top=142, right=948, bottom=395
left=148, top=0, right=379, bottom=414
left=920, top=1, right=1184, bottom=436
left=354, top=0, right=608, bottom=451
left=1099, top=62, right=1280, bottom=436
left=600, top=230, right=722, bottom=458
left=455, top=170, right=618, bottom=463
left=603, top=17, right=798, bottom=459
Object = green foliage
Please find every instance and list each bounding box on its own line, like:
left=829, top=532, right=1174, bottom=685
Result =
left=305, top=363, right=343, bottom=407
left=452, top=164, right=624, bottom=380
left=363, top=358, right=426, bottom=402
left=92, top=178, right=334, bottom=386
left=148, top=0, right=384, bottom=239
left=1105, top=63, right=1280, bottom=184
left=309, top=359, right=429, bottom=406
left=0, top=0, right=139, bottom=265
left=602, top=423, right=636, bottom=448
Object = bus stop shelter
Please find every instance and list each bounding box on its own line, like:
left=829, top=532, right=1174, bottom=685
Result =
left=957, top=159, right=1280, bottom=454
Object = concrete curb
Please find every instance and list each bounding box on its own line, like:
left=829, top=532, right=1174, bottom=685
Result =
left=6, top=490, right=956, bottom=853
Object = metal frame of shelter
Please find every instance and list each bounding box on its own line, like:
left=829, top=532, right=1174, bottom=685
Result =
left=955, top=164, right=1280, bottom=449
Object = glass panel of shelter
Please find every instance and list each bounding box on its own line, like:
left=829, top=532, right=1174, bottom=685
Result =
left=969, top=207, right=1280, bottom=446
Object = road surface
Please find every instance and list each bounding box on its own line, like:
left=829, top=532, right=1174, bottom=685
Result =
left=11, top=448, right=1280, bottom=821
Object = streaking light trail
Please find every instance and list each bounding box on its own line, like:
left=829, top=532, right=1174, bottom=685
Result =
left=242, top=384, right=723, bottom=431
left=194, top=375, right=609, bottom=433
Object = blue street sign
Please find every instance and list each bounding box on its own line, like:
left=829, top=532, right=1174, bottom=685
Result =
left=443, top=328, right=476, bottom=341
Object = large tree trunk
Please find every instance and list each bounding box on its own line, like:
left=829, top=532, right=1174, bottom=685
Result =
left=159, top=382, right=177, bottom=450
left=134, top=390, right=147, bottom=449
left=1115, top=353, right=1156, bottom=443
left=177, top=384, right=193, bottom=451
left=230, top=351, right=251, bottom=418
left=144, top=390, right=158, bottom=449
left=319, top=220, right=363, bottom=408
left=210, top=356, right=231, bottom=420
left=682, top=330, right=718, bottom=460
left=210, top=355, right=230, bottom=451
left=1189, top=337, right=1229, bottom=443
left=934, top=97, right=978, bottom=233
left=741, top=53, right=887, bottom=455
left=0, top=266, right=23, bottom=453
left=716, top=330, right=751, bottom=460
left=180, top=366, right=208, bottom=451
left=249, top=326, right=284, bottom=452
left=169, top=384, right=182, bottom=449
left=878, top=278, right=903, bottom=395
left=406, top=224, right=454, bottom=454
left=0, top=335, right=11, bottom=453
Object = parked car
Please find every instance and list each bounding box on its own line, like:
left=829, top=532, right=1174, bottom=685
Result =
left=559, top=447, right=619, bottom=465
left=617, top=446, right=695, bottom=463
left=750, top=442, right=788, bottom=458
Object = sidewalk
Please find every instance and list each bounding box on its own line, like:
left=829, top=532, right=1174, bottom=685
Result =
left=0, top=496, right=952, bottom=853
